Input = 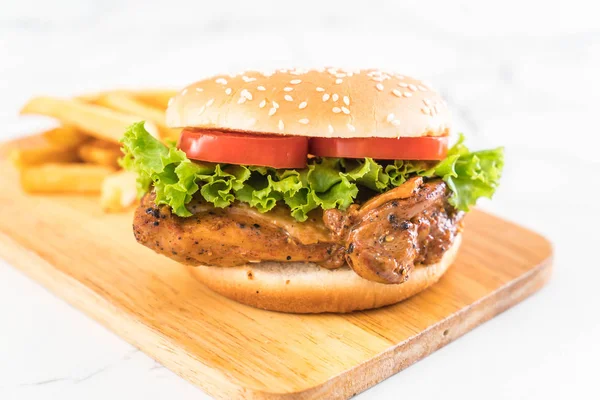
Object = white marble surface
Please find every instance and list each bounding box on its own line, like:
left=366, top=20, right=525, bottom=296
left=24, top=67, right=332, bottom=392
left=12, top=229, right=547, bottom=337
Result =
left=1, top=1, right=599, bottom=399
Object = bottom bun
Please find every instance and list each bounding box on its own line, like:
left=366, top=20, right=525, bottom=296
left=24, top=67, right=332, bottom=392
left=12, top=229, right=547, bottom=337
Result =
left=188, top=234, right=462, bottom=313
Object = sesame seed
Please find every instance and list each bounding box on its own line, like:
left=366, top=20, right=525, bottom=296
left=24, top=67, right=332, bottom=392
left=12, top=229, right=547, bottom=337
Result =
left=198, top=105, right=205, bottom=115
left=418, top=85, right=428, bottom=92
left=257, top=86, right=266, bottom=91
left=195, top=88, right=203, bottom=92
left=316, top=87, right=325, bottom=92
left=371, top=77, right=384, bottom=82
left=408, top=84, right=417, bottom=91
left=392, top=89, right=402, bottom=97
left=284, top=95, right=293, bottom=102
left=397, top=75, right=405, bottom=80
left=299, top=101, right=307, bottom=109
left=299, top=118, right=310, bottom=124
left=402, top=92, right=412, bottom=97
left=423, top=99, right=432, bottom=106
left=376, top=83, right=384, bottom=91
left=343, top=96, right=350, bottom=106
left=237, top=97, right=246, bottom=104
left=259, top=100, right=267, bottom=108
left=206, top=99, right=214, bottom=107
left=241, top=89, right=253, bottom=100
left=278, top=120, right=285, bottom=130
left=290, top=79, right=302, bottom=84
left=391, top=119, right=401, bottom=126
left=386, top=113, right=395, bottom=122
left=341, top=106, right=350, bottom=114
left=335, top=78, right=343, bottom=84
left=332, top=107, right=341, bottom=113
left=181, top=88, right=188, bottom=95
left=332, top=94, right=339, bottom=101
left=225, top=88, right=232, bottom=95
left=215, top=78, right=227, bottom=85
left=335, top=73, right=346, bottom=78
left=272, top=101, right=279, bottom=108
left=284, top=87, right=293, bottom=92
left=167, top=97, right=174, bottom=106
left=398, top=82, right=408, bottom=88
left=347, top=123, right=356, bottom=132
left=328, top=124, right=334, bottom=134
left=268, top=107, right=277, bottom=116
left=242, top=76, right=256, bottom=82
left=322, top=93, right=330, bottom=102
left=421, top=107, right=431, bottom=115
left=434, top=104, right=441, bottom=113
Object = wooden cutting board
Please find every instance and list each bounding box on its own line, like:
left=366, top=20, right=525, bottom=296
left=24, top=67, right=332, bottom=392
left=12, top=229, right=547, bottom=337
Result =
left=0, top=138, right=552, bottom=399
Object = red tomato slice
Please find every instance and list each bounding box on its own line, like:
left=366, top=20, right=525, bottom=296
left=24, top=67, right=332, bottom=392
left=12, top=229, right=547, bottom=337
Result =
left=309, top=136, right=448, bottom=160
left=178, top=129, right=309, bottom=168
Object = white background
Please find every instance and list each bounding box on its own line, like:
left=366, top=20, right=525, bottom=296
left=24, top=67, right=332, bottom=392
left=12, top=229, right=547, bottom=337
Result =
left=1, top=1, right=599, bottom=399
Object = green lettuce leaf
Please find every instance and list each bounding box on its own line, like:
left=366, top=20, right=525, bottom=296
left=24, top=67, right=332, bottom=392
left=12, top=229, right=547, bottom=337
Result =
left=121, top=123, right=504, bottom=221
left=342, top=158, right=390, bottom=191
left=421, top=134, right=504, bottom=211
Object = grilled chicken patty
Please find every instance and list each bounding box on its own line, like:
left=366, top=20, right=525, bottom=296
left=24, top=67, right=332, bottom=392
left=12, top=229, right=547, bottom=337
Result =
left=133, top=177, right=464, bottom=284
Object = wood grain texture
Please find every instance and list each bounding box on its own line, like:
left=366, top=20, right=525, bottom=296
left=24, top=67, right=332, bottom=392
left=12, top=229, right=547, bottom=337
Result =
left=0, top=138, right=552, bottom=399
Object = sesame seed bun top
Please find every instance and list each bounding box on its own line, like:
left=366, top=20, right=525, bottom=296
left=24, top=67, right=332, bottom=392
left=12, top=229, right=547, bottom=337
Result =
left=166, top=67, right=451, bottom=139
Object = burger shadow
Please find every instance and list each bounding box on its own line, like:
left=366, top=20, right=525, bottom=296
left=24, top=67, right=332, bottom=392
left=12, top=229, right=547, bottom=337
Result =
left=126, top=250, right=460, bottom=354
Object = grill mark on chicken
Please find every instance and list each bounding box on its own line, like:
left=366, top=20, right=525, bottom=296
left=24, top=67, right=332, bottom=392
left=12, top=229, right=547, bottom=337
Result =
left=133, top=178, right=463, bottom=284
left=134, top=196, right=346, bottom=269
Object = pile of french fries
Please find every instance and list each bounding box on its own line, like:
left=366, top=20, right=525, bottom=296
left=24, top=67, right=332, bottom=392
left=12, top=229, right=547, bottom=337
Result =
left=12, top=89, right=177, bottom=212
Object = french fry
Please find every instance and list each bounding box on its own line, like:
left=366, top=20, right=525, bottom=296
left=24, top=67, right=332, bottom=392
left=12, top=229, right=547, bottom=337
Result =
left=20, top=96, right=159, bottom=143
left=95, top=93, right=179, bottom=140
left=20, top=163, right=115, bottom=194
left=10, top=145, right=80, bottom=169
left=100, top=170, right=138, bottom=212
left=131, top=89, right=177, bottom=109
left=78, top=89, right=177, bottom=110
left=42, top=126, right=88, bottom=148
left=77, top=139, right=122, bottom=168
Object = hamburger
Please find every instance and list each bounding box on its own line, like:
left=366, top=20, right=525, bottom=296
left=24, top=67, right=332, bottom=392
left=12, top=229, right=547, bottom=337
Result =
left=121, top=68, right=504, bottom=313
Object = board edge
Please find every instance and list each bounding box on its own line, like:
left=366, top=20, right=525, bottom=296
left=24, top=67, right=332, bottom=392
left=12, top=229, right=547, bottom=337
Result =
left=257, top=251, right=553, bottom=399
left=0, top=230, right=255, bottom=400
left=0, top=226, right=553, bottom=400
